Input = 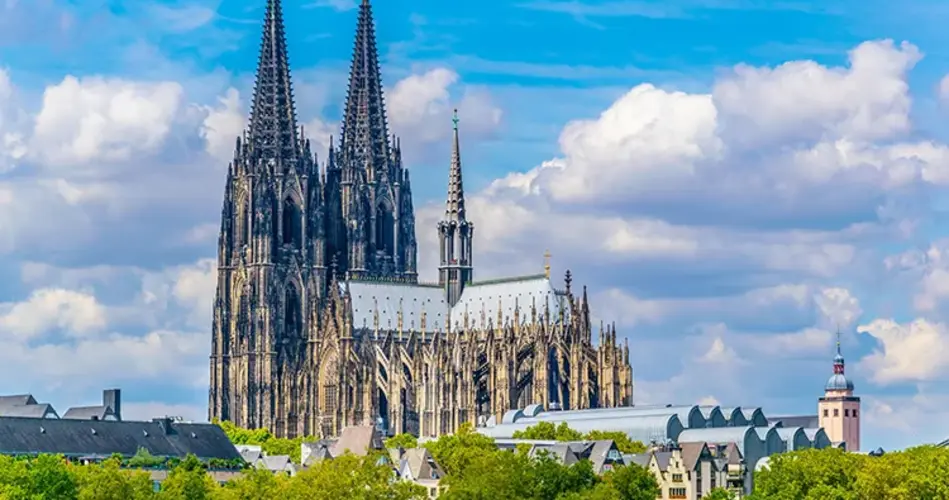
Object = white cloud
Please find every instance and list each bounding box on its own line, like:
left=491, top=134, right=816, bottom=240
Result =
left=858, top=318, right=949, bottom=384
left=0, top=328, right=208, bottom=391
left=30, top=76, right=184, bottom=169
left=814, top=287, right=863, bottom=329
left=885, top=240, right=949, bottom=315
left=939, top=74, right=949, bottom=104
left=716, top=40, right=920, bottom=146
left=387, top=68, right=502, bottom=154
left=200, top=87, right=244, bottom=162
left=0, top=288, right=107, bottom=340
left=466, top=40, right=943, bottom=243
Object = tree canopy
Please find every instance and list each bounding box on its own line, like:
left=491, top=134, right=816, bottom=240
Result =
left=749, top=445, right=949, bottom=500
left=511, top=422, right=647, bottom=454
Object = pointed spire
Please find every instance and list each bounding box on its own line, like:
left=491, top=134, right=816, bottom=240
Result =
left=247, top=0, right=299, bottom=161
left=340, top=0, right=390, bottom=170
left=445, top=109, right=467, bottom=222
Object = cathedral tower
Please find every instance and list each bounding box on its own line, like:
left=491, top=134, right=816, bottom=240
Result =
left=209, top=0, right=325, bottom=434
left=438, top=110, right=474, bottom=306
left=325, top=0, right=417, bottom=281
left=818, top=331, right=861, bottom=451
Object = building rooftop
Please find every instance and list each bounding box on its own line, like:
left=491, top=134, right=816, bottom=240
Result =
left=0, top=416, right=239, bottom=460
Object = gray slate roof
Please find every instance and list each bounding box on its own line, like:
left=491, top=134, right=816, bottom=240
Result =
left=0, top=416, right=240, bottom=460
left=346, top=275, right=570, bottom=335
left=768, top=415, right=819, bottom=429
left=0, top=404, right=58, bottom=419
left=62, top=406, right=115, bottom=421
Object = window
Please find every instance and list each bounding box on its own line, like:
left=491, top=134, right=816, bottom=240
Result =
left=834, top=409, right=839, bottom=417
left=853, top=409, right=858, bottom=417
left=823, top=409, right=828, bottom=417
left=669, top=487, right=687, bottom=499
left=672, top=473, right=683, bottom=482
left=845, top=409, right=850, bottom=417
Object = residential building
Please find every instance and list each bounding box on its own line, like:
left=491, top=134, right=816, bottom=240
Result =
left=627, top=443, right=721, bottom=500
left=480, top=403, right=834, bottom=494
left=494, top=439, right=626, bottom=474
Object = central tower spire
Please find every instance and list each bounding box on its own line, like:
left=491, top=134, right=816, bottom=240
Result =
left=247, top=0, right=299, bottom=160
left=340, top=0, right=391, bottom=170
left=438, top=110, right=474, bottom=307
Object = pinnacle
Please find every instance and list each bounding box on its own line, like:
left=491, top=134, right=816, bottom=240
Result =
left=445, top=109, right=467, bottom=222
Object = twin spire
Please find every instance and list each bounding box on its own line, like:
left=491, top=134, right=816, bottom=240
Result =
left=247, top=0, right=299, bottom=160
left=340, top=0, right=391, bottom=168
left=245, top=0, right=468, bottom=217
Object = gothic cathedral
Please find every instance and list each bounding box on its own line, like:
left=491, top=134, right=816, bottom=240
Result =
left=208, top=0, right=634, bottom=439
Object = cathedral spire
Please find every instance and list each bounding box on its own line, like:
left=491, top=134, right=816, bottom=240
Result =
left=247, top=0, right=299, bottom=160
left=437, top=110, right=474, bottom=307
left=445, top=109, right=467, bottom=222
left=340, top=0, right=390, bottom=168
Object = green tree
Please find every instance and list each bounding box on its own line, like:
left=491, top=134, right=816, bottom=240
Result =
left=748, top=448, right=863, bottom=500
left=0, top=455, right=33, bottom=500
left=158, top=454, right=218, bottom=500
left=527, top=453, right=599, bottom=500
left=703, top=487, right=734, bottom=500
left=28, top=453, right=79, bottom=500
left=424, top=422, right=498, bottom=475
left=283, top=453, right=424, bottom=499
left=512, top=422, right=583, bottom=441
left=511, top=423, right=646, bottom=454
left=211, top=467, right=284, bottom=500
left=75, top=457, right=155, bottom=500
left=604, top=463, right=660, bottom=500
left=439, top=447, right=534, bottom=500
left=582, top=431, right=646, bottom=454
left=853, top=446, right=949, bottom=500
left=128, top=447, right=166, bottom=468
left=385, top=433, right=419, bottom=450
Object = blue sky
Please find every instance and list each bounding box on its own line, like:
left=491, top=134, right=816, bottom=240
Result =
left=1, top=0, right=949, bottom=452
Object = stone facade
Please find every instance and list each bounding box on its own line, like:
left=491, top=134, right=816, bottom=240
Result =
left=207, top=0, right=633, bottom=439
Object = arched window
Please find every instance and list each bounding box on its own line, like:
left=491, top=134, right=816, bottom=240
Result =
left=375, top=202, right=394, bottom=255
left=284, top=287, right=301, bottom=338
left=282, top=198, right=302, bottom=249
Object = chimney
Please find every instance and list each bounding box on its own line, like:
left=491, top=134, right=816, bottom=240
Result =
left=103, top=389, right=121, bottom=421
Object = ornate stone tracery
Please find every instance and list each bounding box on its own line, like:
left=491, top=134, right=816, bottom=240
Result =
left=207, top=0, right=633, bottom=439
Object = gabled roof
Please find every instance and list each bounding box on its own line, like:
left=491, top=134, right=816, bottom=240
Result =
left=679, top=442, right=711, bottom=471
left=0, top=395, right=37, bottom=409
left=0, top=416, right=240, bottom=460
left=624, top=453, right=650, bottom=467
left=0, top=404, right=57, bottom=419
left=62, top=406, right=115, bottom=421
left=331, top=425, right=384, bottom=457
left=399, top=448, right=445, bottom=481
left=257, top=455, right=294, bottom=472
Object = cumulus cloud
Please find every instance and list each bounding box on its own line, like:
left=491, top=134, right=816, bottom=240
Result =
left=386, top=68, right=502, bottom=162
left=0, top=258, right=214, bottom=406
left=0, top=288, right=107, bottom=340
left=463, top=40, right=941, bottom=243
left=858, top=318, right=949, bottom=384
left=30, top=76, right=184, bottom=169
